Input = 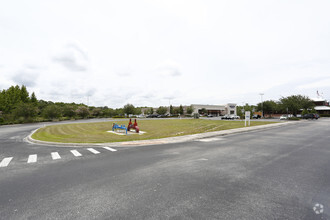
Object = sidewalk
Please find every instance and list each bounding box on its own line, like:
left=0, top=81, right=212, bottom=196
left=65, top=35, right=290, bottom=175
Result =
left=26, top=121, right=301, bottom=148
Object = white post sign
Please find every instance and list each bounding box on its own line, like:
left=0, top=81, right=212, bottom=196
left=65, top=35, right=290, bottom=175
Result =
left=245, top=111, right=251, bottom=127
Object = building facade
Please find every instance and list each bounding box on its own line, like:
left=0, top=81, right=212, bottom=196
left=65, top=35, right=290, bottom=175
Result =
left=312, top=97, right=330, bottom=115
left=192, top=103, right=237, bottom=117
left=142, top=103, right=237, bottom=117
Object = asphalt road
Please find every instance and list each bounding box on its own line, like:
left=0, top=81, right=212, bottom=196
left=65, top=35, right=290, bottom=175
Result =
left=0, top=118, right=329, bottom=219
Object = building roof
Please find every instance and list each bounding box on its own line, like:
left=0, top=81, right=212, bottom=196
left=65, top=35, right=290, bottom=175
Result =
left=192, top=104, right=226, bottom=110
left=312, top=97, right=327, bottom=102
left=315, top=106, right=330, bottom=111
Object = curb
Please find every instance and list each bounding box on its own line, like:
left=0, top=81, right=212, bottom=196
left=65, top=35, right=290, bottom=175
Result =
left=26, top=121, right=301, bottom=148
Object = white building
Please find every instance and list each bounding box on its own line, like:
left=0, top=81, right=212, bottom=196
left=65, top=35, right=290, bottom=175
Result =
left=312, top=97, right=330, bottom=115
left=191, top=103, right=237, bottom=117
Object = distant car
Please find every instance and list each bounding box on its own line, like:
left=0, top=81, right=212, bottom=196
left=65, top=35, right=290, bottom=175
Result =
left=252, top=114, right=261, bottom=119
left=279, top=115, right=288, bottom=120
left=221, top=115, right=229, bottom=120
left=302, top=113, right=319, bottom=119
left=146, top=114, right=158, bottom=118
left=221, top=115, right=238, bottom=120
left=207, top=115, right=214, bottom=117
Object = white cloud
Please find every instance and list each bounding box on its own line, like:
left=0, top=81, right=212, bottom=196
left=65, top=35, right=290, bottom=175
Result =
left=155, top=60, right=182, bottom=77
left=0, top=0, right=330, bottom=107
left=53, top=44, right=89, bottom=72
left=298, top=78, right=330, bottom=89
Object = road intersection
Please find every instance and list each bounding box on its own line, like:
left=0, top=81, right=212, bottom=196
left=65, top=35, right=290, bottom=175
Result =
left=0, top=118, right=329, bottom=219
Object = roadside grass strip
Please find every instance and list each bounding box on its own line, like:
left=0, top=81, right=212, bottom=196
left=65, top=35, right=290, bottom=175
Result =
left=27, top=154, right=37, bottom=163
left=32, top=119, right=275, bottom=144
left=0, top=157, right=13, bottom=167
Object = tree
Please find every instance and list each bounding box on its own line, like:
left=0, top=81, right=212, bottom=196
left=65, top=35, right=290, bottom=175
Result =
left=102, top=107, right=115, bottom=117
left=169, top=105, right=174, bottom=115
left=200, top=108, right=207, bottom=115
left=186, top=105, right=194, bottom=115
left=135, top=107, right=142, bottom=115
left=30, top=92, right=38, bottom=106
left=62, top=105, right=76, bottom=118
left=179, top=105, right=184, bottom=115
left=13, top=102, right=38, bottom=122
left=238, top=104, right=257, bottom=118
left=280, top=95, right=314, bottom=116
left=76, top=106, right=90, bottom=118
left=146, top=107, right=154, bottom=115
left=257, top=100, right=278, bottom=117
left=91, top=107, right=102, bottom=117
left=20, top=85, right=30, bottom=103
left=123, top=104, right=136, bottom=116
left=42, top=105, right=62, bottom=119
left=173, top=107, right=180, bottom=115
left=156, top=106, right=168, bottom=115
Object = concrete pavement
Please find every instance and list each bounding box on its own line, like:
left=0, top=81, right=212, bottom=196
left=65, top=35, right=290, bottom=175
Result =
left=0, top=118, right=329, bottom=219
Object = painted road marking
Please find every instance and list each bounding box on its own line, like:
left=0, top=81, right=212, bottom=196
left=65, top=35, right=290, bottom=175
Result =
left=103, top=147, right=117, bottom=152
left=197, top=137, right=223, bottom=142
left=313, top=203, right=324, bottom=214
left=70, top=150, right=82, bottom=157
left=0, top=157, right=13, bottom=167
left=27, top=154, right=37, bottom=163
left=197, top=158, right=209, bottom=161
left=87, top=148, right=100, bottom=154
left=51, top=152, right=61, bottom=160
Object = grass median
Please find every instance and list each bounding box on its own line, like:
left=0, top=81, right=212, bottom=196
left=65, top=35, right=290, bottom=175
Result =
left=31, top=119, right=275, bottom=143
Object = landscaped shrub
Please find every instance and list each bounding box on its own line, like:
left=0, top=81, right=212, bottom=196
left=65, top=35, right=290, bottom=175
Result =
left=288, top=117, right=300, bottom=120
left=112, top=115, right=126, bottom=118
left=320, top=114, right=330, bottom=117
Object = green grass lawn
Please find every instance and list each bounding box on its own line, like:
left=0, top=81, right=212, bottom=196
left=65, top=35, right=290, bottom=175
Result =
left=32, top=119, right=275, bottom=143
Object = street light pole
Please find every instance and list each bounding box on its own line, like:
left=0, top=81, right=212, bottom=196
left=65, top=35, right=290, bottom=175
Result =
left=259, top=93, right=264, bottom=118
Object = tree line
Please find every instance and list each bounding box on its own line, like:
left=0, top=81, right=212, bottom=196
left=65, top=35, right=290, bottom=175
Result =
left=0, top=85, right=192, bottom=125
left=236, top=95, right=316, bottom=118
left=0, top=85, right=141, bottom=125
left=0, top=85, right=317, bottom=124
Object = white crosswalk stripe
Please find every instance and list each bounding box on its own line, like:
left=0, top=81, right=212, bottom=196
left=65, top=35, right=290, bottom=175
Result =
left=0, top=157, right=13, bottom=167
left=0, top=147, right=119, bottom=168
left=103, top=147, right=117, bottom=152
left=70, top=150, right=82, bottom=157
left=51, top=152, right=61, bottom=160
left=27, top=154, right=37, bottom=163
left=87, top=148, right=100, bottom=154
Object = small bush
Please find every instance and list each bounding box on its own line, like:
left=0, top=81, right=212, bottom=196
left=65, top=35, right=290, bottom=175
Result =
left=112, top=115, right=126, bottom=118
left=288, top=117, right=300, bottom=120
left=320, top=114, right=330, bottom=117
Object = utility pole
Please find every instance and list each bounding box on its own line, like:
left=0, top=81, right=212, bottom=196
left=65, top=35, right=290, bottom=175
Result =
left=259, top=93, right=264, bottom=118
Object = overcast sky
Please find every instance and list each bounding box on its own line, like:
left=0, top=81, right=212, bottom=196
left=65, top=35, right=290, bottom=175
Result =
left=1, top=0, right=329, bottom=108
